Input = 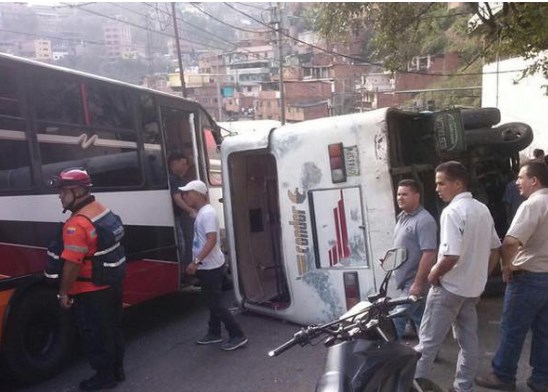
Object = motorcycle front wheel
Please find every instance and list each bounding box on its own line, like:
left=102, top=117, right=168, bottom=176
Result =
left=412, top=378, right=445, bottom=392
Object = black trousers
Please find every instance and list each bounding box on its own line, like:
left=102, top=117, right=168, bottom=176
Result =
left=73, top=286, right=124, bottom=376
left=196, top=266, right=244, bottom=338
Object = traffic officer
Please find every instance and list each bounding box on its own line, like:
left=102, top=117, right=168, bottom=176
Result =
left=52, top=168, right=125, bottom=391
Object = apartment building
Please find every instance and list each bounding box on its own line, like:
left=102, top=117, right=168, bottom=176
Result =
left=18, top=39, right=52, bottom=61
left=103, top=21, right=132, bottom=59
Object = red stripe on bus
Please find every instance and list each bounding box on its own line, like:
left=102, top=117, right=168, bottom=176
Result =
left=80, top=82, right=90, bottom=125
left=0, top=243, right=179, bottom=306
left=338, top=191, right=350, bottom=258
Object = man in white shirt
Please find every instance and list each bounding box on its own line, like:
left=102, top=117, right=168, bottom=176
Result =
left=476, top=160, right=548, bottom=392
left=414, top=161, right=501, bottom=392
left=180, top=180, right=248, bottom=351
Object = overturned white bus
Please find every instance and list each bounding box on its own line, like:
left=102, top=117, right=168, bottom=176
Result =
left=221, top=108, right=532, bottom=325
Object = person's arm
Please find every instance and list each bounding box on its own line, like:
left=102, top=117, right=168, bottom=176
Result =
left=186, top=232, right=217, bottom=275
left=488, top=248, right=501, bottom=275
left=196, top=232, right=217, bottom=262
left=58, top=261, right=81, bottom=309
left=409, top=250, right=437, bottom=296
left=501, top=236, right=521, bottom=283
left=428, top=255, right=459, bottom=286
left=172, top=192, right=197, bottom=218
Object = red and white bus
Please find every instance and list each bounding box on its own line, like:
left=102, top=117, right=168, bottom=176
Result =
left=0, top=53, right=223, bottom=382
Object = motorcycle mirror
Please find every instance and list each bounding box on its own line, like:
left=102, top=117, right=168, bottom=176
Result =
left=380, top=248, right=407, bottom=272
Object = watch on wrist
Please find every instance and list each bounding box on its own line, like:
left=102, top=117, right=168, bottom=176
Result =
left=194, top=258, right=202, bottom=265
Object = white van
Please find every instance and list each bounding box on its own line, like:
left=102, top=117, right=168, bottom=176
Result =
left=221, top=107, right=532, bottom=325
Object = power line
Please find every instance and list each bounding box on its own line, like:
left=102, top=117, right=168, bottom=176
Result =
left=62, top=2, right=232, bottom=53
left=221, top=3, right=513, bottom=78
left=108, top=2, right=171, bottom=32
left=141, top=3, right=237, bottom=51
left=0, top=28, right=103, bottom=46
left=222, top=2, right=272, bottom=29
left=145, top=2, right=275, bottom=63
left=189, top=3, right=270, bottom=34
left=236, top=2, right=270, bottom=11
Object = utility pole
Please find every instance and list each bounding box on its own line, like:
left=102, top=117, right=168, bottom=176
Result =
left=171, top=2, right=187, bottom=98
left=272, top=3, right=286, bottom=124
left=216, top=75, right=223, bottom=121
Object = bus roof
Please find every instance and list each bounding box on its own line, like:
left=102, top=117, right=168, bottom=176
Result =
left=0, top=52, right=196, bottom=103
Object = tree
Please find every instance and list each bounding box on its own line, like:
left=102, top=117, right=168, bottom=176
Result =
left=313, top=2, right=548, bottom=83
left=468, top=3, right=548, bottom=81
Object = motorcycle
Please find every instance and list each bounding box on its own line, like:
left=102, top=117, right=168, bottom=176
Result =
left=268, top=248, right=444, bottom=392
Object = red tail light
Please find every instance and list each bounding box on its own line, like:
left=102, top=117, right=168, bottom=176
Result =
left=328, top=143, right=347, bottom=183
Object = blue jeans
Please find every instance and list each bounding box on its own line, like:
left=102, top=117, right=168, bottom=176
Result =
left=393, top=281, right=425, bottom=340
left=492, top=272, right=548, bottom=385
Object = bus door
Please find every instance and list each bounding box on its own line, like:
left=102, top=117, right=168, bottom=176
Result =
left=158, top=105, right=197, bottom=271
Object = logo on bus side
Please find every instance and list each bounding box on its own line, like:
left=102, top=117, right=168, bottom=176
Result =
left=287, top=187, right=306, bottom=204
left=289, top=206, right=309, bottom=276
left=287, top=187, right=310, bottom=275
left=78, top=134, right=98, bottom=149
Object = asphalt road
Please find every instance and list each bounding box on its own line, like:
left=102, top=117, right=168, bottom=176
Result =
left=2, top=291, right=535, bottom=392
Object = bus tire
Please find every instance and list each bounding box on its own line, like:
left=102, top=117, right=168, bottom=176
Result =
left=464, top=123, right=533, bottom=152
left=3, top=286, right=75, bottom=384
left=461, top=108, right=501, bottom=129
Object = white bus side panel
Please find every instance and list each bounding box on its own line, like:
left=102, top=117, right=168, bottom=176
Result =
left=268, top=110, right=396, bottom=324
left=1, top=190, right=174, bottom=227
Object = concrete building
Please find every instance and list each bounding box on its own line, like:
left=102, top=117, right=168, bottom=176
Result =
left=103, top=21, right=132, bottom=59
left=371, top=52, right=461, bottom=109
left=236, top=28, right=273, bottom=47
left=18, top=39, right=52, bottom=60
left=482, top=54, right=548, bottom=156
left=198, top=51, right=227, bottom=75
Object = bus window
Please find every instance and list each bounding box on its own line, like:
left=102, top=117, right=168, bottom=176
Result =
left=37, top=125, right=142, bottom=188
left=200, top=110, right=222, bottom=186
left=0, top=64, right=31, bottom=191
left=140, top=95, right=166, bottom=188
left=33, top=71, right=84, bottom=125
left=87, top=82, right=133, bottom=129
left=204, top=128, right=221, bottom=186
left=0, top=64, right=20, bottom=118
left=161, top=107, right=196, bottom=178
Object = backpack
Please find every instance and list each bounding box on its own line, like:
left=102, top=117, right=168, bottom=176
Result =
left=44, top=210, right=127, bottom=287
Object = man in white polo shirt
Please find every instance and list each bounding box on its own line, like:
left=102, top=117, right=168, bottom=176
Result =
left=180, top=180, right=248, bottom=351
left=414, top=161, right=501, bottom=392
left=476, top=160, right=548, bottom=392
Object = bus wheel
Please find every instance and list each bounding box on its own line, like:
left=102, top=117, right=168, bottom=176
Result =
left=461, top=108, right=501, bottom=129
left=3, top=286, right=75, bottom=384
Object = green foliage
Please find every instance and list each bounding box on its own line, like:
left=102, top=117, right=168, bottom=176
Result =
left=468, top=3, right=548, bottom=81
left=314, top=2, right=548, bottom=88
left=313, top=3, right=478, bottom=71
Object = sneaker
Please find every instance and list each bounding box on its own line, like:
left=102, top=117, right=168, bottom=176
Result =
left=527, top=378, right=548, bottom=392
left=79, top=373, right=117, bottom=391
left=475, top=373, right=516, bottom=391
left=221, top=335, right=248, bottom=351
left=196, top=333, right=223, bottom=345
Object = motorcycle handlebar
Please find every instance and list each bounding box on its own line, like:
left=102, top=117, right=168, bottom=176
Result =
left=268, top=328, right=313, bottom=357
left=268, top=296, right=421, bottom=357
left=384, top=295, right=420, bottom=308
